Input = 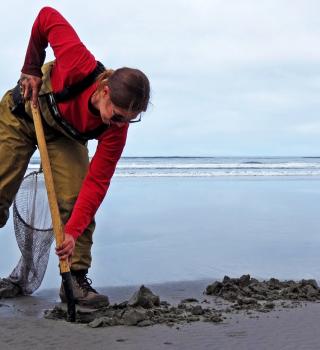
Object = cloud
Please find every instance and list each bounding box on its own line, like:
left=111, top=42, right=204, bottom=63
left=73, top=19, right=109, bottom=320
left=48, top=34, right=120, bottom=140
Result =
left=1, top=0, right=320, bottom=156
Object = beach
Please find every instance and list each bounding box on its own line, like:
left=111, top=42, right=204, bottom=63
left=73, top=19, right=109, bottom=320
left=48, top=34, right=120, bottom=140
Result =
left=0, top=0, right=318, bottom=345
left=1, top=158, right=320, bottom=348
left=1, top=280, right=320, bottom=350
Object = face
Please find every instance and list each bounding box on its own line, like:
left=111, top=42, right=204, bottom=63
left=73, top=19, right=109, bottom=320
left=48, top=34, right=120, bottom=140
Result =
left=93, top=86, right=138, bottom=127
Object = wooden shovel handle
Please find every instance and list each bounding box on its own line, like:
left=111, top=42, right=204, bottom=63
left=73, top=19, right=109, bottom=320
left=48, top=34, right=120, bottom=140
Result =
left=31, top=104, right=69, bottom=274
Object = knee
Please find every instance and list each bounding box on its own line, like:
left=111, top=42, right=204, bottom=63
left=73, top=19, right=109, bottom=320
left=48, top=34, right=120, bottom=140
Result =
left=0, top=207, right=9, bottom=228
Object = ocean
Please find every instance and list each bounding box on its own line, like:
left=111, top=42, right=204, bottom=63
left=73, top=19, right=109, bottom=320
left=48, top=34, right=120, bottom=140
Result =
left=29, top=156, right=320, bottom=177
left=1, top=156, right=320, bottom=291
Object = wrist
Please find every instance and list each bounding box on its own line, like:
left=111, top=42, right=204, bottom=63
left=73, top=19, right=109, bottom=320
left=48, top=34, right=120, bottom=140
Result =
left=64, top=230, right=77, bottom=242
left=21, top=67, right=43, bottom=78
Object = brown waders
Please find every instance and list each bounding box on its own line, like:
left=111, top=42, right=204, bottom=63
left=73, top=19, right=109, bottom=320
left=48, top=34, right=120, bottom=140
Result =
left=0, top=84, right=95, bottom=272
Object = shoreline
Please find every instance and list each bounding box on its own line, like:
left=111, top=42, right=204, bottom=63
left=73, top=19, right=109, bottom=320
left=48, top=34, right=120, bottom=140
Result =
left=1, top=279, right=320, bottom=349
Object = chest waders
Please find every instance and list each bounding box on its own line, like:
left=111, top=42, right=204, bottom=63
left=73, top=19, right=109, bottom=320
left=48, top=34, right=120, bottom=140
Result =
left=5, top=62, right=106, bottom=313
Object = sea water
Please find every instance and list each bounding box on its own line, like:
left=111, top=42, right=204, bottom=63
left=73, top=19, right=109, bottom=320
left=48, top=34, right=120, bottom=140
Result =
left=28, top=156, right=320, bottom=177
left=1, top=157, right=320, bottom=289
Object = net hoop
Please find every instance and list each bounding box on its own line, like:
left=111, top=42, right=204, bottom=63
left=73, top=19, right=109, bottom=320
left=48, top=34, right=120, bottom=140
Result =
left=13, top=170, right=52, bottom=232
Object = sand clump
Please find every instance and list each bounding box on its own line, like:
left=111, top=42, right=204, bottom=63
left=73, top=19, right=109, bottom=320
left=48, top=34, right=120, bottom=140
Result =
left=45, top=285, right=224, bottom=328
left=43, top=275, right=320, bottom=328
left=204, top=274, right=320, bottom=315
left=206, top=275, right=320, bottom=302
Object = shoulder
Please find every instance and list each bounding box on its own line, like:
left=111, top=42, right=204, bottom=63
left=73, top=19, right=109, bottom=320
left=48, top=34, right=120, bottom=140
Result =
left=36, top=6, right=61, bottom=20
left=38, top=6, right=61, bottom=16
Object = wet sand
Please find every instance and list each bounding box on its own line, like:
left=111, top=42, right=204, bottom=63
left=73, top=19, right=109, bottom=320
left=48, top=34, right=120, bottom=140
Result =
left=1, top=279, right=320, bottom=350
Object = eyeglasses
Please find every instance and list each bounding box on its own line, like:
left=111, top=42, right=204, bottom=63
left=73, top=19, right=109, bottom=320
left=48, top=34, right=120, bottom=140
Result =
left=111, top=113, right=142, bottom=124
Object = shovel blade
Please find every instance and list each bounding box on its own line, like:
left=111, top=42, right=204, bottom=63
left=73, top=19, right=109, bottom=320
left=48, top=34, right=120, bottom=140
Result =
left=61, top=271, right=76, bottom=322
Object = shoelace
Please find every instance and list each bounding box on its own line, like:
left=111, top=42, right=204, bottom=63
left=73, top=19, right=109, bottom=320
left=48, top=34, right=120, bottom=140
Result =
left=76, top=275, right=98, bottom=293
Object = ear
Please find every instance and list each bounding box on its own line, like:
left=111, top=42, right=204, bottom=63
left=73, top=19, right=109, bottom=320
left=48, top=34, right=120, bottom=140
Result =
left=102, top=85, right=111, bottom=97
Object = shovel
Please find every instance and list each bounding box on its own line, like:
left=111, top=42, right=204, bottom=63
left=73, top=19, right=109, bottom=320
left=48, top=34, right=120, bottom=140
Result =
left=31, top=104, right=76, bottom=322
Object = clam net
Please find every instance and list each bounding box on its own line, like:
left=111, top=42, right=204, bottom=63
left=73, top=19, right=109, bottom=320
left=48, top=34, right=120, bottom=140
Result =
left=8, top=170, right=54, bottom=294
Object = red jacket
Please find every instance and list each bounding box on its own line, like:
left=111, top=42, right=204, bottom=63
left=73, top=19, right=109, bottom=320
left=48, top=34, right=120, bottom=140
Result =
left=22, top=7, right=129, bottom=239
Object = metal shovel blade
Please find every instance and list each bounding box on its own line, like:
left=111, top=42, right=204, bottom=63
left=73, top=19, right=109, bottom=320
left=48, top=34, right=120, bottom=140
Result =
left=61, top=271, right=76, bottom=322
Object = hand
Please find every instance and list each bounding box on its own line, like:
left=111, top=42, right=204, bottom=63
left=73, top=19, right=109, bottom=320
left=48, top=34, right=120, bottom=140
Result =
left=55, top=232, right=75, bottom=262
left=19, top=73, right=42, bottom=107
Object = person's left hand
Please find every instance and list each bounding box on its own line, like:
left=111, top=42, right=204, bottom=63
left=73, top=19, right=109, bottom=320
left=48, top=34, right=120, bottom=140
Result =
left=55, top=232, right=75, bottom=261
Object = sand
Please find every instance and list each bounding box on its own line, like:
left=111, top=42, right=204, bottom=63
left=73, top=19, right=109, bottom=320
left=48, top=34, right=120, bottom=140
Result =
left=0, top=279, right=320, bottom=349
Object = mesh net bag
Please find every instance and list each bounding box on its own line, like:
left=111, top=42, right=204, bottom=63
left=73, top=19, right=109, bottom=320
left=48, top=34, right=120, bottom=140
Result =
left=8, top=170, right=54, bottom=295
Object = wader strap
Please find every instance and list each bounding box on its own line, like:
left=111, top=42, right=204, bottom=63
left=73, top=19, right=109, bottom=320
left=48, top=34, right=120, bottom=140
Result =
left=54, top=61, right=105, bottom=102
left=43, top=93, right=109, bottom=143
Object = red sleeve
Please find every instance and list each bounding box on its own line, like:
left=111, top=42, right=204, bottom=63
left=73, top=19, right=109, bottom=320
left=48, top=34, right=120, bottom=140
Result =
left=21, top=7, right=96, bottom=86
left=64, top=124, right=129, bottom=240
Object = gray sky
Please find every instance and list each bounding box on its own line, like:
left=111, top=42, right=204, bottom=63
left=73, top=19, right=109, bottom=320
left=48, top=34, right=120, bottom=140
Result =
left=1, top=0, right=319, bottom=156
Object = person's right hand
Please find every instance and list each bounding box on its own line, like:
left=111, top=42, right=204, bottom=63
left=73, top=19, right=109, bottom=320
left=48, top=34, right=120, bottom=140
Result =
left=19, top=73, right=42, bottom=107
left=55, top=232, right=76, bottom=262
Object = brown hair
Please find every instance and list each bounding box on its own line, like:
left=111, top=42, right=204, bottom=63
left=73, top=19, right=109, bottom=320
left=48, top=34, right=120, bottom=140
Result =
left=96, top=68, right=150, bottom=113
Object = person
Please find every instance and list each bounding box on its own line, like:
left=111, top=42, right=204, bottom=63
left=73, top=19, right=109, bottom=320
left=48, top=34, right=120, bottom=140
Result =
left=0, top=7, right=150, bottom=307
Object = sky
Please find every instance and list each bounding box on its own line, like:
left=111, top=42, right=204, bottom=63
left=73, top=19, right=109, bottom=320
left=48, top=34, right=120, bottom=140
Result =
left=0, top=0, right=320, bottom=157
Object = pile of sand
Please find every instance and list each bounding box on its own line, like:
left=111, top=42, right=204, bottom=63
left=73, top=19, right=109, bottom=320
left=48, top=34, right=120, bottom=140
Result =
left=44, top=275, right=320, bottom=328
left=206, top=274, right=320, bottom=304
left=45, top=285, right=224, bottom=328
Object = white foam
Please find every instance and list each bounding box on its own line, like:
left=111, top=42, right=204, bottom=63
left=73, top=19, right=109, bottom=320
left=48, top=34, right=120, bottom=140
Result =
left=28, top=158, right=320, bottom=177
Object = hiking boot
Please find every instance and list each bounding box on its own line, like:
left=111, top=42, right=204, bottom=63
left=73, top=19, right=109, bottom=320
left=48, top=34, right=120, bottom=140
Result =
left=59, top=270, right=109, bottom=308
left=0, top=278, right=22, bottom=298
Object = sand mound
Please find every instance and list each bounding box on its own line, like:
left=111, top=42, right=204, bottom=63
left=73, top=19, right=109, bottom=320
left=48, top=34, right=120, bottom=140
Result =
left=45, top=285, right=224, bottom=327
left=206, top=275, right=320, bottom=302
left=44, top=276, right=320, bottom=328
